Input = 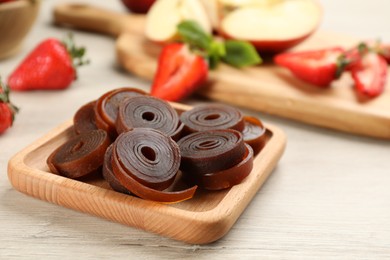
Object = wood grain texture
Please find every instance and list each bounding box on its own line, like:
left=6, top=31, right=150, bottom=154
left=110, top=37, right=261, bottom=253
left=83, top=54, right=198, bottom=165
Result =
left=53, top=3, right=145, bottom=37
left=53, top=3, right=390, bottom=139
left=7, top=102, right=286, bottom=244
left=1, top=1, right=390, bottom=259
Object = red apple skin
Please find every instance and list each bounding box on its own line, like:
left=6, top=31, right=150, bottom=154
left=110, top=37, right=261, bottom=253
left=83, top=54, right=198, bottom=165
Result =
left=121, top=0, right=156, bottom=14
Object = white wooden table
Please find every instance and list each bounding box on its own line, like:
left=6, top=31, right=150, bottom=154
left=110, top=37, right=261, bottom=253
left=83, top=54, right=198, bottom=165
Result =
left=1, top=1, right=389, bottom=258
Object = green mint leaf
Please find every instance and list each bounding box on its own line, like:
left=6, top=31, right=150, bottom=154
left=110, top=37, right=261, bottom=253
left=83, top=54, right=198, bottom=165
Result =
left=177, top=20, right=212, bottom=51
left=210, top=41, right=226, bottom=57
left=177, top=20, right=262, bottom=70
left=208, top=53, right=220, bottom=70
left=207, top=41, right=226, bottom=69
left=222, top=40, right=262, bottom=68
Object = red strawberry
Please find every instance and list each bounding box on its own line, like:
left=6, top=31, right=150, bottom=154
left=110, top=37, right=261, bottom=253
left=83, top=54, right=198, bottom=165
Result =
left=150, top=43, right=208, bottom=102
left=274, top=47, right=345, bottom=87
left=341, top=46, right=364, bottom=71
left=351, top=52, right=387, bottom=98
left=0, top=79, right=18, bottom=134
left=8, top=35, right=88, bottom=91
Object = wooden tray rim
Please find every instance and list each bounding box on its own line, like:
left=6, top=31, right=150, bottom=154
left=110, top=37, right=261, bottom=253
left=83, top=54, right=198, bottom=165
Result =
left=7, top=103, right=286, bottom=244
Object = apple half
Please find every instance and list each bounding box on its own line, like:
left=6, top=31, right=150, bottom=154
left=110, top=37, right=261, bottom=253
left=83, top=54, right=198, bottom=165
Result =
left=145, top=0, right=212, bottom=43
left=199, top=0, right=219, bottom=30
left=218, top=0, right=322, bottom=53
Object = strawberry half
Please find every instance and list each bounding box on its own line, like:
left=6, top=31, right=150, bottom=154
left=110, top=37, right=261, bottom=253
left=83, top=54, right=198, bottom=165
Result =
left=150, top=43, right=208, bottom=102
left=8, top=35, right=88, bottom=91
left=351, top=52, right=387, bottom=98
left=369, top=42, right=390, bottom=64
left=274, top=47, right=345, bottom=87
left=0, top=79, right=18, bottom=134
left=378, top=44, right=390, bottom=64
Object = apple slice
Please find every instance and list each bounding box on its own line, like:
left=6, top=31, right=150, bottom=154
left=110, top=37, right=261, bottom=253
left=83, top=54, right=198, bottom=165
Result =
left=219, top=0, right=322, bottom=53
left=145, top=0, right=212, bottom=43
left=219, top=0, right=281, bottom=7
left=199, top=0, right=219, bottom=30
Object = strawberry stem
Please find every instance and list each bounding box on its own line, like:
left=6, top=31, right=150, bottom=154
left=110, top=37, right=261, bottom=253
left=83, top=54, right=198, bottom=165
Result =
left=62, top=33, right=90, bottom=69
left=336, top=42, right=372, bottom=78
left=335, top=54, right=349, bottom=78
left=357, top=42, right=369, bottom=54
left=0, top=77, right=19, bottom=124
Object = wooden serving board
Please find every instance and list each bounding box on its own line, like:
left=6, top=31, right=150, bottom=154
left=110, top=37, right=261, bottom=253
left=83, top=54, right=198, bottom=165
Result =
left=53, top=4, right=390, bottom=139
left=7, top=102, right=286, bottom=244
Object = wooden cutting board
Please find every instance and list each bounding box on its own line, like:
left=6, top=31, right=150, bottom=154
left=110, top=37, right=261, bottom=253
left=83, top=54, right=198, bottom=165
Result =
left=54, top=4, right=390, bottom=139
left=7, top=102, right=286, bottom=244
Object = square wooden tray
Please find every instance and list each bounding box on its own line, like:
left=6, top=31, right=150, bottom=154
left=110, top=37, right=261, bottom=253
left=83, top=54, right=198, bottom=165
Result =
left=7, top=103, right=286, bottom=244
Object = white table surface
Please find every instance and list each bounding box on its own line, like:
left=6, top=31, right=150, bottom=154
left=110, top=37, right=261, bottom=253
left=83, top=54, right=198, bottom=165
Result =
left=1, top=0, right=389, bottom=259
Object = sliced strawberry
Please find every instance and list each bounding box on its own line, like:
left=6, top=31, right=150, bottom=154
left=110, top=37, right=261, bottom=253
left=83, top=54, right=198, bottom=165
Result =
left=351, top=52, right=387, bottom=98
left=340, top=46, right=365, bottom=71
left=342, top=41, right=390, bottom=69
left=0, top=79, right=18, bottom=134
left=274, top=47, right=345, bottom=87
left=150, top=43, right=208, bottom=102
left=8, top=35, right=88, bottom=91
left=372, top=43, right=390, bottom=64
